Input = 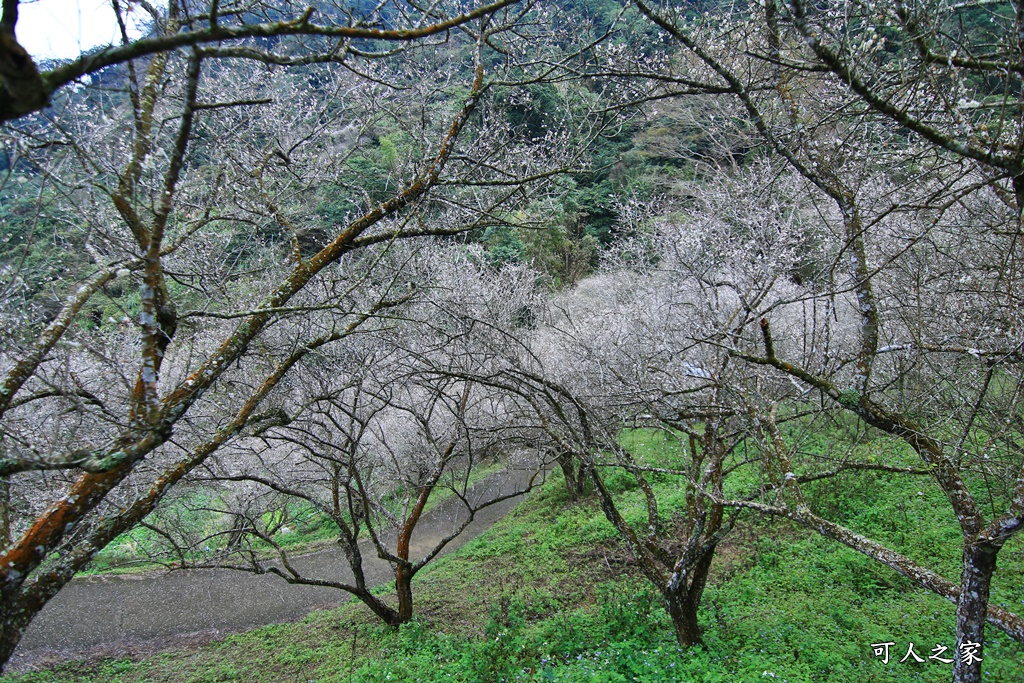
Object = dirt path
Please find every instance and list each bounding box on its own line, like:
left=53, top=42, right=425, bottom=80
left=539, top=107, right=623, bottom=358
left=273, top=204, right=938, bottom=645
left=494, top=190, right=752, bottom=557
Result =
left=8, top=464, right=543, bottom=671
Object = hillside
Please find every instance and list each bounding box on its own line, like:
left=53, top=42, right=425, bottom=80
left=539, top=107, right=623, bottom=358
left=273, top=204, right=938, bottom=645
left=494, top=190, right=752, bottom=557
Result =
left=4, top=429, right=1022, bottom=682
left=2, top=2, right=1024, bottom=683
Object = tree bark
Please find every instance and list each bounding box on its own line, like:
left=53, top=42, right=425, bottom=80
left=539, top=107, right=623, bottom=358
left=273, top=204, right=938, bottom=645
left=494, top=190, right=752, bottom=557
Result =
left=0, top=614, right=27, bottom=674
left=0, top=589, right=47, bottom=673
left=663, top=581, right=704, bottom=648
left=953, top=543, right=998, bottom=683
left=0, top=478, right=10, bottom=549
left=557, top=450, right=588, bottom=501
left=395, top=564, right=414, bottom=625
left=664, top=541, right=716, bottom=648
left=356, top=589, right=402, bottom=627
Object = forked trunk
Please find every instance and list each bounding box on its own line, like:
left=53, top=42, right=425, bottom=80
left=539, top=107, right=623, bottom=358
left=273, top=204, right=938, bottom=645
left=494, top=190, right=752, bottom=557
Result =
left=557, top=451, right=588, bottom=501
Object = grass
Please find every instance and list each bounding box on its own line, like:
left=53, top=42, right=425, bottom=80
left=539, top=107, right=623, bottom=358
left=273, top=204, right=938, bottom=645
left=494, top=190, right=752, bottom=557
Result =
left=5, top=430, right=1024, bottom=682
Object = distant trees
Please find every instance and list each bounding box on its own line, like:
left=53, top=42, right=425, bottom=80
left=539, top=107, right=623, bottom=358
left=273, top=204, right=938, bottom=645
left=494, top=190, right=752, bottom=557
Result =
left=140, top=245, right=544, bottom=626
left=0, top=0, right=600, bottom=669
left=502, top=162, right=865, bottom=649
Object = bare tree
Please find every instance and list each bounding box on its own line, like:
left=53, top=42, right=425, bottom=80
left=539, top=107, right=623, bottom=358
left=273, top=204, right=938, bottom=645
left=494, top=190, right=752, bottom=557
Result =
left=497, top=163, right=836, bottom=647
left=143, top=242, right=547, bottom=626
left=178, top=359, right=528, bottom=626
left=621, top=3, right=1024, bottom=678
left=0, top=0, right=525, bottom=121
left=0, top=0, right=599, bottom=667
left=383, top=173, right=779, bottom=647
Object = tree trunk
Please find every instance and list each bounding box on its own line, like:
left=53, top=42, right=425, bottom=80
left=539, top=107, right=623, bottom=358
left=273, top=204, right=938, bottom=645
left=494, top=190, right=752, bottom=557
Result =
left=0, top=623, right=22, bottom=675
left=0, top=596, right=34, bottom=674
left=395, top=564, right=414, bottom=625
left=953, top=543, right=998, bottom=683
left=664, top=584, right=703, bottom=648
left=557, top=451, right=588, bottom=501
left=355, top=589, right=402, bottom=627
left=0, top=478, right=10, bottom=549
left=663, top=544, right=715, bottom=649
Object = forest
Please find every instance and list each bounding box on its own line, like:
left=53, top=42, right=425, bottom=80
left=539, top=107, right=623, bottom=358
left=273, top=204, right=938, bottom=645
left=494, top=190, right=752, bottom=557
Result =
left=0, top=0, right=1022, bottom=681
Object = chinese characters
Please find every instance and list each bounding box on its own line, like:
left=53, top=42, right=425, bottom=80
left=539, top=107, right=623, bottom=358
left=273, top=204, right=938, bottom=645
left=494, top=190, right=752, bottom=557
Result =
left=870, top=641, right=981, bottom=666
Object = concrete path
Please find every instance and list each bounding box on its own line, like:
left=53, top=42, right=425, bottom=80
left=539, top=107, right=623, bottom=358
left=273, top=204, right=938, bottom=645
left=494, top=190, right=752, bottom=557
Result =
left=8, top=464, right=543, bottom=671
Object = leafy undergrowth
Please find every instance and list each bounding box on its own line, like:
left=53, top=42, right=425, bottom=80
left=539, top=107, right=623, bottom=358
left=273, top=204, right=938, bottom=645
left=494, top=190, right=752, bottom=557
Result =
left=5, top=459, right=1024, bottom=682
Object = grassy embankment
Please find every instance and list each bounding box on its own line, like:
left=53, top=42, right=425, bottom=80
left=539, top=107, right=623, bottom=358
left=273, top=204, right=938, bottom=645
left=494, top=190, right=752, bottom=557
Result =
left=6, top=430, right=1023, bottom=683
left=82, top=461, right=508, bottom=576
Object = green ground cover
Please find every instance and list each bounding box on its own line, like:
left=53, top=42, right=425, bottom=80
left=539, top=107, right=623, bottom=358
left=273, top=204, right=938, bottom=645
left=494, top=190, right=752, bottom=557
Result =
left=6, top=433, right=1022, bottom=683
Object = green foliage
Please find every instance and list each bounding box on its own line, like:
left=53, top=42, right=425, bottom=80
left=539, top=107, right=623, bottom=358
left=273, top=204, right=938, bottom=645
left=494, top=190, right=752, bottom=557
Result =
left=316, top=130, right=414, bottom=224
left=497, top=83, right=565, bottom=140
left=0, top=183, right=91, bottom=329
left=483, top=225, right=526, bottom=266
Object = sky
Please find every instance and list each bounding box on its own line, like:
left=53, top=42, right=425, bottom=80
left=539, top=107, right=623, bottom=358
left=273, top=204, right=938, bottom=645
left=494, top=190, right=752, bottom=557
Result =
left=16, top=0, right=147, bottom=61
